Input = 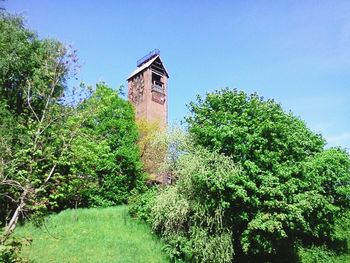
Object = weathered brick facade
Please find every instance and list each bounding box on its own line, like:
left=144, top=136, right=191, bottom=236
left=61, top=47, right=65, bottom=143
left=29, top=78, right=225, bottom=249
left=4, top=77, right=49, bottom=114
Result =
left=127, top=51, right=168, bottom=128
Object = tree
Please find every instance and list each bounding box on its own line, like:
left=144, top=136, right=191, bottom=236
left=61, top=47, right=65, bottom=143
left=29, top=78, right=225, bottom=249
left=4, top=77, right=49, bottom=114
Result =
left=151, top=148, right=241, bottom=263
left=0, top=11, right=79, bottom=240
left=184, top=88, right=350, bottom=260
left=136, top=118, right=167, bottom=180
left=0, top=11, right=145, bottom=233
left=71, top=83, right=145, bottom=206
left=0, top=12, right=74, bottom=117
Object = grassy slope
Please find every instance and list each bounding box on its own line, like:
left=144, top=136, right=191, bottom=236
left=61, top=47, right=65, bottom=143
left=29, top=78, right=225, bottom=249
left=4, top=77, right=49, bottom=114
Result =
left=15, top=206, right=168, bottom=263
left=14, top=206, right=350, bottom=263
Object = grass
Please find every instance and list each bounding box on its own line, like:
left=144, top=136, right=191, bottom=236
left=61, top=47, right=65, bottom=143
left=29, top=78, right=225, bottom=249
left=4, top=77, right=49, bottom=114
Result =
left=15, top=206, right=169, bottom=263
left=14, top=206, right=350, bottom=263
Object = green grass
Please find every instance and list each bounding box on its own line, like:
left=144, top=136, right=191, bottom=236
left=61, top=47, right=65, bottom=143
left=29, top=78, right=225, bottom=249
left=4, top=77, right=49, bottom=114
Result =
left=15, top=206, right=169, bottom=263
left=15, top=206, right=350, bottom=263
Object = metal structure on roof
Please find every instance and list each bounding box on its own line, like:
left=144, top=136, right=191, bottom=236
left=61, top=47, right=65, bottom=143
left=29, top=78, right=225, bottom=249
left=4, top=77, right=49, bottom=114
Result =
left=127, top=52, right=168, bottom=80
left=137, top=49, right=160, bottom=67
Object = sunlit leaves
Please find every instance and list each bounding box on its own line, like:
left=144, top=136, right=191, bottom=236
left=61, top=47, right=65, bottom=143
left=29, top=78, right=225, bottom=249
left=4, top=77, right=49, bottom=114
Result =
left=186, top=88, right=350, bottom=259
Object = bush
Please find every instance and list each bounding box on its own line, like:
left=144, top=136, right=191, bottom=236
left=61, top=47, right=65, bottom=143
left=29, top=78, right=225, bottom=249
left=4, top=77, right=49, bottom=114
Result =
left=298, top=245, right=336, bottom=263
left=149, top=148, right=240, bottom=262
left=0, top=234, right=31, bottom=263
left=152, top=186, right=190, bottom=236
left=128, top=187, right=159, bottom=223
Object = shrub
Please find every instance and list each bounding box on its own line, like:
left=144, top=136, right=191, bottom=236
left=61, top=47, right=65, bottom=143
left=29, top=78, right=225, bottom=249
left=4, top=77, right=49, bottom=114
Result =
left=128, top=187, right=159, bottom=223
left=0, top=234, right=31, bottom=263
left=298, top=245, right=336, bottom=263
left=152, top=186, right=190, bottom=236
left=149, top=148, right=240, bottom=262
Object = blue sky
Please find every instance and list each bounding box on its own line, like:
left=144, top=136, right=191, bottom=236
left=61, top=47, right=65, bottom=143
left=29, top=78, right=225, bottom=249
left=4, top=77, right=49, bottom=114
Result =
left=6, top=0, right=350, bottom=150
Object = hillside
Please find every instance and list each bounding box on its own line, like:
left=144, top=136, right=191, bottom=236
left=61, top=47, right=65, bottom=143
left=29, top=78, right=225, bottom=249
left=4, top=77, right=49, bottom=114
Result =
left=15, top=206, right=168, bottom=263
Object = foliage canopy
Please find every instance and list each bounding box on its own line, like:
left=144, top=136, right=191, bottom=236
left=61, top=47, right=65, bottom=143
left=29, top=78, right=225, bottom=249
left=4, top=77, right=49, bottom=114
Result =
left=185, top=88, right=350, bottom=260
left=70, top=83, right=144, bottom=207
left=0, top=12, right=144, bottom=262
left=131, top=88, right=350, bottom=262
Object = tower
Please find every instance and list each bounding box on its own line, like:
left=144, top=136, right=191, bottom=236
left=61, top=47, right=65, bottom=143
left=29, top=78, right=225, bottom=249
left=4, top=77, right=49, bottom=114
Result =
left=127, top=50, right=169, bottom=127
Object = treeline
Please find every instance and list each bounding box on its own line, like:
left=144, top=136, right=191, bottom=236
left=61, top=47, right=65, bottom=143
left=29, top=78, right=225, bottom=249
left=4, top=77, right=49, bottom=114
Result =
left=130, top=91, right=350, bottom=263
left=0, top=11, right=145, bottom=260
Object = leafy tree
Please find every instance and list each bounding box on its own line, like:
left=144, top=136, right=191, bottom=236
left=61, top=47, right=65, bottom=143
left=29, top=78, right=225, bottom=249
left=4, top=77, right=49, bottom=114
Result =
left=70, top=83, right=145, bottom=206
left=0, top=12, right=75, bottom=116
left=0, top=11, right=79, bottom=240
left=184, top=88, right=350, bottom=260
left=136, top=118, right=167, bottom=179
left=0, top=10, right=145, bottom=262
left=0, top=11, right=145, bottom=232
left=151, top=148, right=240, bottom=263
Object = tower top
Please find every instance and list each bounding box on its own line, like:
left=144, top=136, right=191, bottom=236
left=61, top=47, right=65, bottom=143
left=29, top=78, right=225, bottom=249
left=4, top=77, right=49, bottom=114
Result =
left=137, top=49, right=160, bottom=67
left=127, top=51, right=169, bottom=80
left=127, top=50, right=169, bottom=128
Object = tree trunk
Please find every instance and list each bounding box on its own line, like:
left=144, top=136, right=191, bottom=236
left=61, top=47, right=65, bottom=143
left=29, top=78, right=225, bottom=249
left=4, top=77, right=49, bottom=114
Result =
left=3, top=188, right=28, bottom=239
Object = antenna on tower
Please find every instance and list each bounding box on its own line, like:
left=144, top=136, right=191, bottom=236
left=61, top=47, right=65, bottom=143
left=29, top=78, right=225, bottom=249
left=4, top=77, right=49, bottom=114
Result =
left=137, top=49, right=160, bottom=67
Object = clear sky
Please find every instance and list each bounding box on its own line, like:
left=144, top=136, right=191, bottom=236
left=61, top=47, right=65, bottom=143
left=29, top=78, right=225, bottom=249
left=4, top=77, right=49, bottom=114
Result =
left=5, top=0, right=350, bottom=150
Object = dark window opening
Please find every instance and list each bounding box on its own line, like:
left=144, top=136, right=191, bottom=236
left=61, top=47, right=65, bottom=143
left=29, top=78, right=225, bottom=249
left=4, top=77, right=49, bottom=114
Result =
left=152, top=73, right=164, bottom=93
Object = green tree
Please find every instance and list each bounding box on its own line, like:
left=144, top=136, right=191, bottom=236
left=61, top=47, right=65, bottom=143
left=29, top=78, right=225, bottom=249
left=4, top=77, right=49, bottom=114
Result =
left=0, top=11, right=79, bottom=239
left=185, top=88, right=350, bottom=260
left=0, top=12, right=74, bottom=116
left=70, top=83, right=144, bottom=206
left=0, top=10, right=145, bottom=261
left=151, top=148, right=241, bottom=263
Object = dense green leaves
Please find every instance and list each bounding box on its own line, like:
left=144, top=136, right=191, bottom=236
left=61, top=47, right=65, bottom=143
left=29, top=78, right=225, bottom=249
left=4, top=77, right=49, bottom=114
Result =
left=0, top=11, right=75, bottom=227
left=151, top=148, right=240, bottom=262
left=185, top=88, right=350, bottom=260
left=187, top=89, right=325, bottom=169
left=132, top=89, right=350, bottom=262
left=0, top=12, right=71, bottom=117
left=72, top=84, right=144, bottom=206
left=0, top=11, right=79, bottom=261
left=0, top=12, right=144, bottom=254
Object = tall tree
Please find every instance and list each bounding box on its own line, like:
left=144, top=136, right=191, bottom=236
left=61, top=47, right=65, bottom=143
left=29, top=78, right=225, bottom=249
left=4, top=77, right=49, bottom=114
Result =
left=136, top=118, right=167, bottom=180
left=70, top=83, right=145, bottom=206
left=0, top=11, right=78, bottom=238
left=0, top=12, right=74, bottom=116
left=186, top=88, right=350, bottom=260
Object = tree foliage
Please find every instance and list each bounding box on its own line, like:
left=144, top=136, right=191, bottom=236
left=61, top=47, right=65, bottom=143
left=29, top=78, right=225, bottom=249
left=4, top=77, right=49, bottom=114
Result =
left=184, top=88, right=350, bottom=260
left=136, top=118, right=167, bottom=179
left=70, top=83, right=145, bottom=207
left=151, top=148, right=239, bottom=262
left=0, top=12, right=144, bottom=262
left=0, top=12, right=74, bottom=117
left=0, top=11, right=82, bottom=262
left=0, top=10, right=78, bottom=232
left=130, top=88, right=350, bottom=262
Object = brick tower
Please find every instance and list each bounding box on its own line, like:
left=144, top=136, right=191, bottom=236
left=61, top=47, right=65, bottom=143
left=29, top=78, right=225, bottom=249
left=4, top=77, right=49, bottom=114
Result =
left=127, top=49, right=169, bottom=127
